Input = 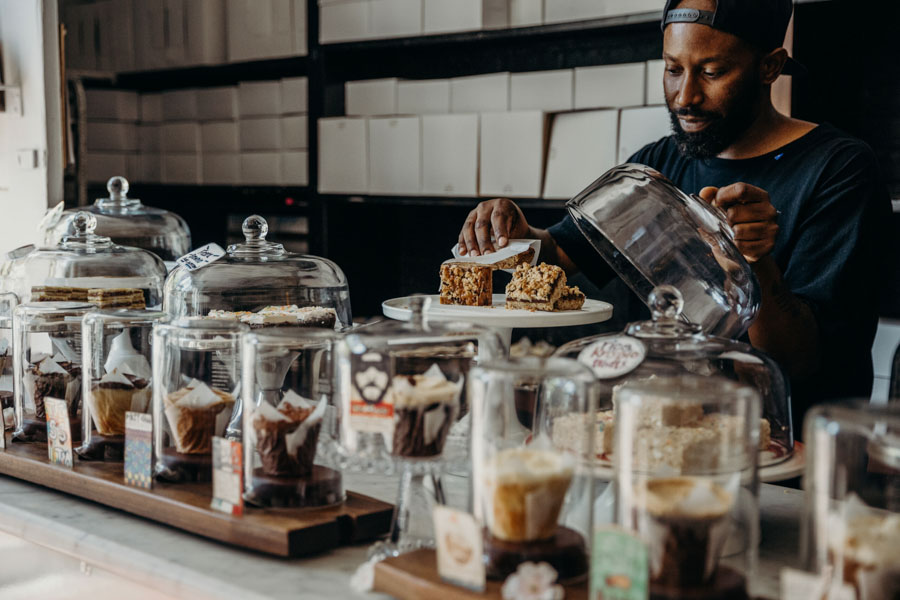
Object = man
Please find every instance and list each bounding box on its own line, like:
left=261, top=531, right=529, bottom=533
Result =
left=456, top=0, right=891, bottom=426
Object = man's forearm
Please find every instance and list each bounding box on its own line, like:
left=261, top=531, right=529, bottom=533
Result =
left=528, top=226, right=579, bottom=274
left=748, top=256, right=821, bottom=379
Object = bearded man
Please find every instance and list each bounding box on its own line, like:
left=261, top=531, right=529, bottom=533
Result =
left=456, top=0, right=891, bottom=426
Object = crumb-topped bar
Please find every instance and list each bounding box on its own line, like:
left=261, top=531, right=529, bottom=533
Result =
left=555, top=286, right=586, bottom=311
left=505, top=263, right=566, bottom=311
left=439, top=262, right=492, bottom=306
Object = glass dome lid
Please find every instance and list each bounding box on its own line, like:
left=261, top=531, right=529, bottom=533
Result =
left=554, top=285, right=793, bottom=469
left=0, top=211, right=167, bottom=308
left=42, top=177, right=191, bottom=262
left=163, top=215, right=352, bottom=329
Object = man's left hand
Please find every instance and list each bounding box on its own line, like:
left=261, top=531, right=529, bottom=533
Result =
left=699, top=183, right=779, bottom=263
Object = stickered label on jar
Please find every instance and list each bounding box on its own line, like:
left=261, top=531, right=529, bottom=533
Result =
left=348, top=351, right=395, bottom=439
left=577, top=335, right=646, bottom=380
left=175, top=243, right=226, bottom=271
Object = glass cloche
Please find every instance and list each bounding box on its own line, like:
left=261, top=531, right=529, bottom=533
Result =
left=0, top=293, right=16, bottom=430
left=0, top=212, right=167, bottom=308
left=164, top=215, right=351, bottom=329
left=553, top=285, right=792, bottom=472
left=42, top=176, right=191, bottom=262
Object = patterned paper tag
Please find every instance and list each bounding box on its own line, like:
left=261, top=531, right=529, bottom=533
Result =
left=211, top=436, right=243, bottom=516
left=45, top=397, right=73, bottom=468
left=433, top=506, right=485, bottom=592
left=590, top=525, right=649, bottom=600
left=124, top=412, right=153, bottom=489
left=175, top=243, right=226, bottom=272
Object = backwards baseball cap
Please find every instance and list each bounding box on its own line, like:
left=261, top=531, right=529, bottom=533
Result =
left=661, top=0, right=805, bottom=76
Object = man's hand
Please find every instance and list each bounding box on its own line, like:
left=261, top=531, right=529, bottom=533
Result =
left=699, top=183, right=779, bottom=263
left=458, top=198, right=530, bottom=256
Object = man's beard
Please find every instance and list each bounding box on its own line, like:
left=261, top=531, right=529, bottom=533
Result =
left=668, top=77, right=761, bottom=160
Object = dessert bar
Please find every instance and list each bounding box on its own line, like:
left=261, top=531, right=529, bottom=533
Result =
left=439, top=262, right=492, bottom=306
left=505, top=263, right=566, bottom=312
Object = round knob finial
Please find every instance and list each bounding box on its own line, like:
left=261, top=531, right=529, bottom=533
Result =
left=71, top=211, right=97, bottom=236
left=648, top=285, right=684, bottom=321
left=242, top=215, right=268, bottom=241
left=106, top=176, right=129, bottom=199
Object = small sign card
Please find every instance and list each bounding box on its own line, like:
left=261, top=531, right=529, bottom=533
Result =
left=211, top=436, right=243, bottom=516
left=590, top=525, right=649, bottom=600
left=124, top=412, right=153, bottom=489
left=45, top=397, right=73, bottom=468
left=175, top=243, right=226, bottom=272
left=433, top=506, right=485, bottom=592
left=578, top=335, right=647, bottom=380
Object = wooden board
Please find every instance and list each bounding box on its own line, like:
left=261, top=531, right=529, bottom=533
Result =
left=373, top=549, right=588, bottom=600
left=0, top=436, right=393, bottom=557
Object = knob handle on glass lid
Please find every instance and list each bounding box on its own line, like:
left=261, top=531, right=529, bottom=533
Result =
left=648, top=285, right=684, bottom=321
left=71, top=211, right=98, bottom=236
left=106, top=176, right=129, bottom=200
left=243, top=215, right=269, bottom=242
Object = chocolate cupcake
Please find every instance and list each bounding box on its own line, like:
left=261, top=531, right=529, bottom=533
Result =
left=26, top=355, right=82, bottom=419
left=88, top=370, right=151, bottom=436
left=252, top=391, right=326, bottom=478
left=391, top=364, right=461, bottom=458
left=163, top=380, right=234, bottom=454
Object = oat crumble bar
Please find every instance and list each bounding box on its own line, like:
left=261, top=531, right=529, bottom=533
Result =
left=439, top=262, right=493, bottom=306
left=505, top=263, right=566, bottom=311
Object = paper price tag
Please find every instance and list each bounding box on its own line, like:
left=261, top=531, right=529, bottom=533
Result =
left=578, top=335, right=647, bottom=380
left=433, top=506, right=485, bottom=592
left=175, top=243, right=226, bottom=272
left=124, top=412, right=153, bottom=489
left=590, top=525, right=649, bottom=600
left=45, top=397, right=73, bottom=468
left=211, top=437, right=243, bottom=516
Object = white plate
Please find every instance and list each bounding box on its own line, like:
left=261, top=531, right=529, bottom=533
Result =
left=382, top=294, right=614, bottom=329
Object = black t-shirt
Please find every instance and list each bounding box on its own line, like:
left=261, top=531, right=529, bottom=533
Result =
left=548, top=124, right=892, bottom=424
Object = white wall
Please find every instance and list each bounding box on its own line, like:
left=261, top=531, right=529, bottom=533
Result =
left=0, top=0, right=62, bottom=255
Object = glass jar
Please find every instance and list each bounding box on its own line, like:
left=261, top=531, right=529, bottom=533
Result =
left=164, top=215, right=351, bottom=329
left=1, top=211, right=167, bottom=307
left=77, top=309, right=167, bottom=461
left=42, top=177, right=191, bottom=263
left=12, top=302, right=98, bottom=442
left=614, top=375, right=761, bottom=600
left=802, top=402, right=900, bottom=600
left=0, top=293, right=17, bottom=430
left=554, top=285, right=792, bottom=470
left=152, top=319, right=247, bottom=482
left=241, top=328, right=345, bottom=508
left=470, top=357, right=596, bottom=582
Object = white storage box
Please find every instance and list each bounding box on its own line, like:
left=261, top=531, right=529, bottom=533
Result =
left=140, top=94, right=164, bottom=123
left=423, top=0, right=508, bottom=34
left=510, top=69, right=574, bottom=111
left=574, top=62, right=646, bottom=109
left=239, top=81, right=283, bottom=116
left=86, top=152, right=128, bottom=183
left=319, top=0, right=370, bottom=44
left=370, top=0, right=423, bottom=39
left=451, top=72, right=510, bottom=113
left=163, top=154, right=203, bottom=184
left=136, top=154, right=162, bottom=183
left=162, top=89, right=199, bottom=121
left=479, top=111, right=547, bottom=198
left=196, top=87, right=239, bottom=121
left=282, top=116, right=309, bottom=149
left=281, top=77, right=308, bottom=114
left=138, top=124, right=162, bottom=153
left=85, top=90, right=139, bottom=122
left=202, top=154, right=241, bottom=184
left=282, top=151, right=310, bottom=185
left=367, top=117, right=421, bottom=195
left=543, top=110, right=618, bottom=199
left=421, top=114, right=479, bottom=196
left=617, top=106, right=671, bottom=163
left=185, top=0, right=227, bottom=65
left=645, top=59, right=666, bottom=105
left=162, top=122, right=202, bottom=153
left=201, top=121, right=240, bottom=153
left=318, top=117, right=368, bottom=194
left=346, top=78, right=399, bottom=116
left=241, top=152, right=282, bottom=185
left=227, top=0, right=306, bottom=61
left=510, top=0, right=543, bottom=27
left=86, top=122, right=138, bottom=152
left=239, top=117, right=283, bottom=150
left=398, top=79, right=451, bottom=114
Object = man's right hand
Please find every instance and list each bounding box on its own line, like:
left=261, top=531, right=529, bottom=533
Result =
left=457, top=198, right=531, bottom=256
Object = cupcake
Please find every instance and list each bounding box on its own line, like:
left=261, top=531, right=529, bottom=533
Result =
left=391, top=364, right=462, bottom=458
left=252, top=391, right=327, bottom=477
left=25, top=355, right=82, bottom=419
left=163, top=380, right=234, bottom=454
left=88, top=369, right=151, bottom=435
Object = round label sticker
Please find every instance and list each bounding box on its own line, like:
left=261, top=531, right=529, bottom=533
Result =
left=577, top=335, right=647, bottom=380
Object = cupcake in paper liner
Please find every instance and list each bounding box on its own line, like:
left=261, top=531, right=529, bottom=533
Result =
left=163, top=379, right=234, bottom=454
left=25, top=354, right=82, bottom=419
left=252, top=390, right=327, bottom=477
left=391, top=363, right=462, bottom=458
left=88, top=369, right=151, bottom=436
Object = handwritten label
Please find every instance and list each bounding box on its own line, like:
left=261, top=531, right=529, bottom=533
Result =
left=45, top=398, right=73, bottom=468
left=211, top=437, right=243, bottom=516
left=590, top=525, right=649, bottom=600
left=124, top=412, right=153, bottom=489
left=175, top=243, right=226, bottom=272
left=577, top=335, right=646, bottom=380
left=433, top=506, right=485, bottom=592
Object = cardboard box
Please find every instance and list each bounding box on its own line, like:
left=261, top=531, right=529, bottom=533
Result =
left=140, top=94, right=163, bottom=123
left=162, top=122, right=202, bottom=153
left=574, top=62, right=646, bottom=109
left=282, top=151, right=310, bottom=185
left=450, top=72, right=509, bottom=113
left=201, top=121, right=240, bottom=153
left=196, top=87, right=239, bottom=121
left=368, top=117, right=421, bottom=195
left=185, top=0, right=227, bottom=65
left=241, top=152, right=282, bottom=185
left=421, top=114, right=478, bottom=196
left=318, top=117, right=368, bottom=194
left=510, top=0, right=543, bottom=27
left=281, top=77, right=308, bottom=114
left=423, top=0, right=507, bottom=34
left=138, top=124, right=162, bottom=153
left=239, top=81, right=282, bottom=116
left=370, top=0, right=423, bottom=39
left=239, top=117, right=283, bottom=151
left=227, top=0, right=306, bottom=61
left=346, top=78, right=399, bottom=117
left=163, top=154, right=203, bottom=184
left=85, top=90, right=139, bottom=122
left=137, top=154, right=162, bottom=183
left=319, top=0, right=370, bottom=44
left=162, top=89, right=199, bottom=121
left=543, top=110, right=618, bottom=199
left=86, top=152, right=128, bottom=183
left=87, top=122, right=138, bottom=152
left=282, top=116, right=308, bottom=149
left=479, top=111, right=547, bottom=198
left=510, top=69, right=574, bottom=111
left=617, top=106, right=671, bottom=163
left=202, top=153, right=241, bottom=184
left=397, top=79, right=451, bottom=115
left=645, top=59, right=666, bottom=105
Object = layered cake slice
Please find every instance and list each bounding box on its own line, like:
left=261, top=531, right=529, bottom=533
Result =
left=87, top=288, right=146, bottom=309
left=206, top=305, right=337, bottom=329
left=31, top=286, right=89, bottom=302
left=505, top=263, right=566, bottom=311
left=439, top=262, right=493, bottom=306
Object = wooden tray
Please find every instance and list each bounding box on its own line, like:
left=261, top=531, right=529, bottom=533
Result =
left=0, top=436, right=393, bottom=557
left=373, top=549, right=588, bottom=600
